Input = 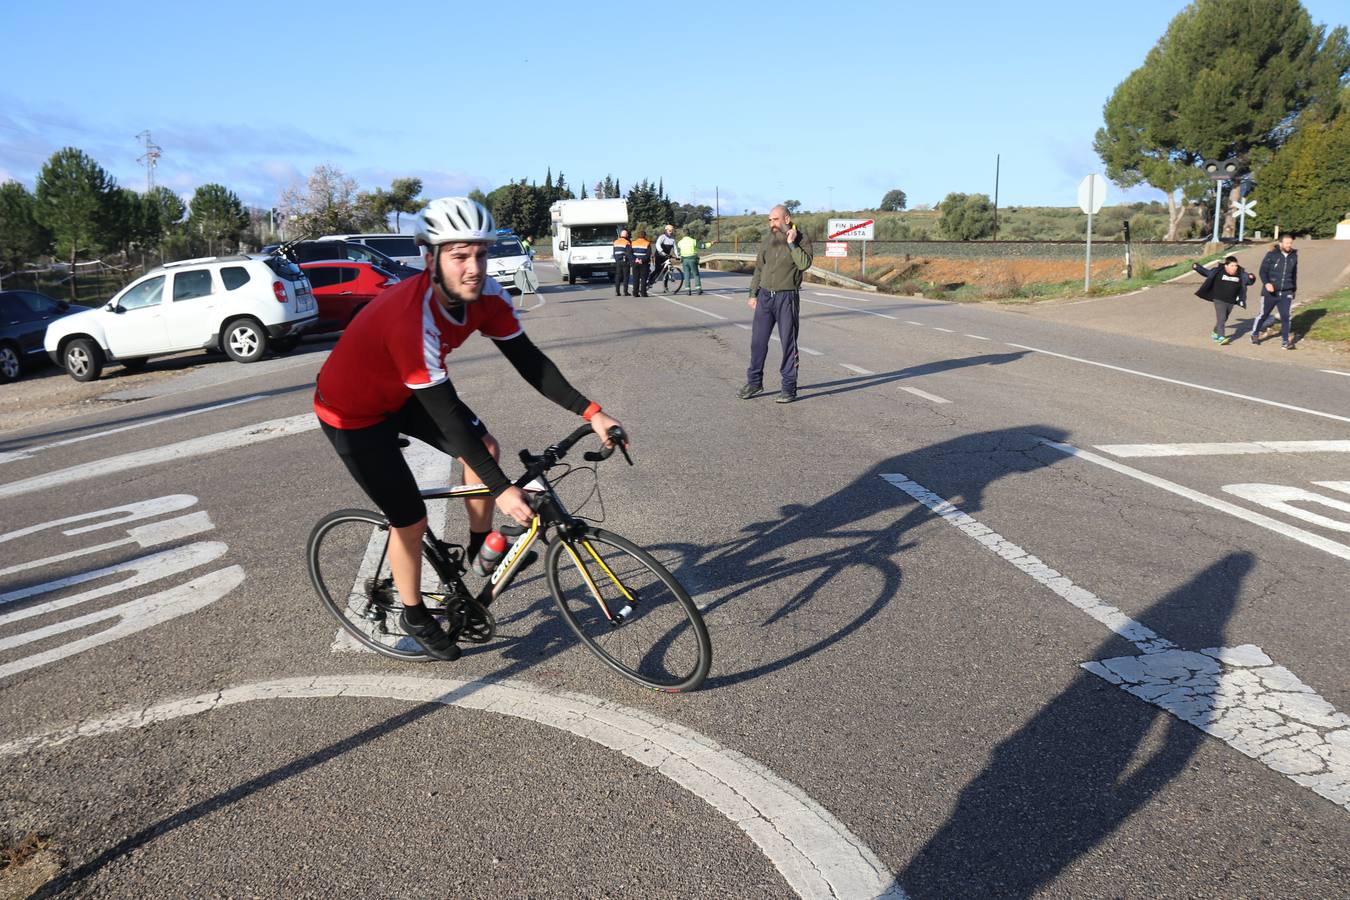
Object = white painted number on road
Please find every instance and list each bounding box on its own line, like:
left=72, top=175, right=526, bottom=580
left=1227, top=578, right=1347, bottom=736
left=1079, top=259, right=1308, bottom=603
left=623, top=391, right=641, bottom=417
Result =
left=0, top=495, right=244, bottom=680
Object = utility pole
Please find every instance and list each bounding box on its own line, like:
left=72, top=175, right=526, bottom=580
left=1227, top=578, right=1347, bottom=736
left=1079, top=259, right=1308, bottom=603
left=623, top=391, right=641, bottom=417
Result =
left=135, top=130, right=162, bottom=192
left=992, top=154, right=1000, bottom=240
left=715, top=186, right=720, bottom=242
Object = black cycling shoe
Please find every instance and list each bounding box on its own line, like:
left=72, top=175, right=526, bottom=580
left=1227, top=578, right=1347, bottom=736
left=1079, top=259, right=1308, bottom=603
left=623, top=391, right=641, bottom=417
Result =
left=399, top=609, right=461, bottom=661
left=775, top=390, right=798, bottom=404
left=738, top=383, right=763, bottom=400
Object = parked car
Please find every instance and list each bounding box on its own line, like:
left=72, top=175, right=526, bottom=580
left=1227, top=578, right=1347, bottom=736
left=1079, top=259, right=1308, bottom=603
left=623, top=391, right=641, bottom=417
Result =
left=263, top=240, right=420, bottom=279
left=486, top=234, right=534, bottom=290
left=318, top=233, right=424, bottom=269
left=300, top=261, right=399, bottom=332
left=0, top=290, right=82, bottom=382
left=44, top=254, right=317, bottom=382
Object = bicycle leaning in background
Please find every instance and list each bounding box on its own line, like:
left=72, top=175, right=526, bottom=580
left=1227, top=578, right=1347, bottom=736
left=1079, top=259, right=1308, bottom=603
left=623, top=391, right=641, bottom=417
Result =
left=307, top=425, right=711, bottom=693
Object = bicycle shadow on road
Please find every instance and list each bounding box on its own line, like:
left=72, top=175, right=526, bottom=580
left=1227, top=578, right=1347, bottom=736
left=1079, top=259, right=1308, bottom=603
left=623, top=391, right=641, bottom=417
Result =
left=895, top=551, right=1254, bottom=898
left=649, top=425, right=1071, bottom=691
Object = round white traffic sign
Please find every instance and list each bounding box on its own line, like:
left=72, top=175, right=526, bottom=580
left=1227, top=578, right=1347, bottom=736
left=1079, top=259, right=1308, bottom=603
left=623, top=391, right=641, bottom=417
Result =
left=1078, top=174, right=1108, bottom=215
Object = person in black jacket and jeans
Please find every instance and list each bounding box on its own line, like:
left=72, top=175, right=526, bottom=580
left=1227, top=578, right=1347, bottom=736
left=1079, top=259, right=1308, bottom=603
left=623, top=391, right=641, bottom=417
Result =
left=1192, top=255, right=1255, bottom=345
left=1252, top=234, right=1298, bottom=349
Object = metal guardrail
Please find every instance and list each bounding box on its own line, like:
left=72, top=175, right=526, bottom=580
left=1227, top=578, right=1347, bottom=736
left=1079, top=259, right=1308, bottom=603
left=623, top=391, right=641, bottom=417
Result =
left=698, top=253, right=878, bottom=292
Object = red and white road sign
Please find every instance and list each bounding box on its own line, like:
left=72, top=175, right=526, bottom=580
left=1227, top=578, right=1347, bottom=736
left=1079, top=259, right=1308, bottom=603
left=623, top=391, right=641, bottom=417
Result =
left=825, top=242, right=848, bottom=258
left=827, top=218, right=875, bottom=241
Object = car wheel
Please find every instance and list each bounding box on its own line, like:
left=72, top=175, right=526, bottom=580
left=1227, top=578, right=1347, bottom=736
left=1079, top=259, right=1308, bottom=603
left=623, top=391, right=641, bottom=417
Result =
left=271, top=335, right=301, bottom=354
left=121, top=357, right=149, bottom=373
left=0, top=342, right=21, bottom=383
left=567, top=272, right=576, bottom=285
left=222, top=318, right=268, bottom=362
left=64, top=338, right=104, bottom=382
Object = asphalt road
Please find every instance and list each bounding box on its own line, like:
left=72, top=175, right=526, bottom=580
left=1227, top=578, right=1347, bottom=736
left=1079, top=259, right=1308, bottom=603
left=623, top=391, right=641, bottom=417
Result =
left=2, top=261, right=1348, bottom=898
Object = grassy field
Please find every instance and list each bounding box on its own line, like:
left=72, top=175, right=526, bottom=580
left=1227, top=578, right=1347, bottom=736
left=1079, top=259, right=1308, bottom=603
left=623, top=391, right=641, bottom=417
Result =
left=1294, top=287, right=1350, bottom=345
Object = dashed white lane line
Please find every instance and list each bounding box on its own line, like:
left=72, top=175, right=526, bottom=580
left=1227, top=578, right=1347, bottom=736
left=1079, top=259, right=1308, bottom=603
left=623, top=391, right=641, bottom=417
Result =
left=1006, top=342, right=1350, bottom=425
left=0, top=414, right=318, bottom=501
left=1096, top=440, right=1350, bottom=458
left=803, top=297, right=898, bottom=320
left=658, top=295, right=727, bottom=321
left=932, top=327, right=955, bottom=334
left=966, top=335, right=991, bottom=341
left=1322, top=369, right=1350, bottom=378
left=1043, top=440, right=1350, bottom=562
left=0, top=675, right=906, bottom=900
left=880, top=473, right=1350, bottom=812
left=0, top=395, right=266, bottom=465
left=814, top=291, right=871, bottom=303
left=900, top=387, right=952, bottom=405
left=841, top=364, right=874, bottom=376
left=905, top=321, right=924, bottom=326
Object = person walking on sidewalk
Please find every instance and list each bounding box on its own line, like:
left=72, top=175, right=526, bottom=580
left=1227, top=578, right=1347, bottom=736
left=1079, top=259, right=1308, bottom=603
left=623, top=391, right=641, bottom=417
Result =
left=612, top=229, right=632, bottom=296
left=1252, top=234, right=1299, bottom=349
left=630, top=229, right=653, bottom=297
left=1192, top=255, right=1254, bottom=345
left=677, top=232, right=702, bottom=295
left=739, top=205, right=812, bottom=404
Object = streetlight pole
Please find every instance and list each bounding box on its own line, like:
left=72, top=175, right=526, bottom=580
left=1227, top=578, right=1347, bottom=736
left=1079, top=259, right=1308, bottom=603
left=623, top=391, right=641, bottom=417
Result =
left=1203, top=158, right=1240, bottom=244
left=993, top=154, right=1000, bottom=240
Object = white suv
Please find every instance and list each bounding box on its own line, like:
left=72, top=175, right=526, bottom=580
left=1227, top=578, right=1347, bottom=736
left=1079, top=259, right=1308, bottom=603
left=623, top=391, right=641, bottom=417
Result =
left=45, top=255, right=317, bottom=381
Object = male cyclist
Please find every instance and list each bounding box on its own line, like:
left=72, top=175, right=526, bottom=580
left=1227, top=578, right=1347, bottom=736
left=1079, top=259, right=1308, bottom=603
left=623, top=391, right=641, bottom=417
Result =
left=314, top=197, right=626, bottom=660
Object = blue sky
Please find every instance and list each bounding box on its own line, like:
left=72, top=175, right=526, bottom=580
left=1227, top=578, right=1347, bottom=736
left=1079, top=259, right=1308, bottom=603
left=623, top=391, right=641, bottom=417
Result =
left=2, top=0, right=1345, bottom=221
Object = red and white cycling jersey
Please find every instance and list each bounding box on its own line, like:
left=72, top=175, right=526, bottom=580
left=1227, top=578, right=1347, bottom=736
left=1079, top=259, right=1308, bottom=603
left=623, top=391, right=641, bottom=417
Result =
left=315, top=271, right=522, bottom=429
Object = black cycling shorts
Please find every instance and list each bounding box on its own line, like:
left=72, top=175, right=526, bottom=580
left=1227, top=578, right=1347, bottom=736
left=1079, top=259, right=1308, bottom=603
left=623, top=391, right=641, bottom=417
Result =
left=321, top=395, right=490, bottom=528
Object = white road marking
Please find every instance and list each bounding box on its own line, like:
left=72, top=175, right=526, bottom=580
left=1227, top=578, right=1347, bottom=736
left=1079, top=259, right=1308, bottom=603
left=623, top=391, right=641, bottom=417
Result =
left=0, top=675, right=907, bottom=899
left=1321, top=370, right=1350, bottom=378
left=841, top=364, right=874, bottom=376
left=803, top=297, right=898, bottom=320
left=814, top=291, right=870, bottom=303
left=905, top=321, right=925, bottom=326
left=735, top=323, right=751, bottom=330
left=729, top=322, right=821, bottom=355
left=1221, top=482, right=1350, bottom=533
left=966, top=335, right=991, bottom=341
left=1097, top=440, right=1350, bottom=458
left=1043, top=440, right=1350, bottom=562
left=880, top=473, right=1350, bottom=812
left=0, top=413, right=318, bottom=501
left=658, top=295, right=727, bottom=321
left=932, top=327, right=955, bottom=333
left=1006, top=342, right=1350, bottom=425
left=900, top=387, right=952, bottom=405
left=0, top=395, right=266, bottom=465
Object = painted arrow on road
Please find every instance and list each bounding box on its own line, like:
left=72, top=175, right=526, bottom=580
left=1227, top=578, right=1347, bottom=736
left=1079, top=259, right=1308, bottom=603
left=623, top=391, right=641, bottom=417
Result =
left=881, top=473, right=1350, bottom=812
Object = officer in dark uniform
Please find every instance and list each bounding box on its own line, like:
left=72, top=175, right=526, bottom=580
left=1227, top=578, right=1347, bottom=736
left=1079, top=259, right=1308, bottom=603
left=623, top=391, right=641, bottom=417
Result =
left=612, top=229, right=632, bottom=295
left=629, top=228, right=653, bottom=297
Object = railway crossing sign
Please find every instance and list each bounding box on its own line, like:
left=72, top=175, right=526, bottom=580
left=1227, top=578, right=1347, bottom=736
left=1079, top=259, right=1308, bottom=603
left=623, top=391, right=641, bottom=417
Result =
left=1231, top=198, right=1257, bottom=242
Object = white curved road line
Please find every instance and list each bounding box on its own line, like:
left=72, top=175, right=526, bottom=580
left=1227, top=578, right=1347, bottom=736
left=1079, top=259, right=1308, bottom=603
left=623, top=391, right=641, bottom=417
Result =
left=0, top=675, right=905, bottom=900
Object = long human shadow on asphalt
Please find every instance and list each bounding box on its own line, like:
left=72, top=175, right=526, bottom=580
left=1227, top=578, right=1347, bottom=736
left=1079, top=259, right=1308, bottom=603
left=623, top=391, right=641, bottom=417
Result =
left=786, top=350, right=1027, bottom=402
left=895, top=551, right=1254, bottom=898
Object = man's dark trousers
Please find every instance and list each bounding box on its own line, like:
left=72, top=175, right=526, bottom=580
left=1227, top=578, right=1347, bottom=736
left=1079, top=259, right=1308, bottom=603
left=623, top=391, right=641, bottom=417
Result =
left=614, top=260, right=631, bottom=294
left=746, top=288, right=799, bottom=392
left=632, top=263, right=650, bottom=296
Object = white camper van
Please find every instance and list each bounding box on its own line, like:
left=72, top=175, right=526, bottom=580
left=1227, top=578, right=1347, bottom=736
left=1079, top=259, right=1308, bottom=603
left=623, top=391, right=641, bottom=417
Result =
left=550, top=198, right=628, bottom=284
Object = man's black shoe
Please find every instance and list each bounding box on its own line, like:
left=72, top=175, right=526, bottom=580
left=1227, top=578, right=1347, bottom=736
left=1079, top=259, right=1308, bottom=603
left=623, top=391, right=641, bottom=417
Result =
left=775, top=390, right=798, bottom=404
left=399, top=609, right=461, bottom=660
left=738, top=383, right=763, bottom=400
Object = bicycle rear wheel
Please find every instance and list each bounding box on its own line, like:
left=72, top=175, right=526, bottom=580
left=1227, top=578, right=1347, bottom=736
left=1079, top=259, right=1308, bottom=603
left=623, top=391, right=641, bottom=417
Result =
left=663, top=265, right=683, bottom=294
left=307, top=509, right=489, bottom=660
left=545, top=527, right=710, bottom=692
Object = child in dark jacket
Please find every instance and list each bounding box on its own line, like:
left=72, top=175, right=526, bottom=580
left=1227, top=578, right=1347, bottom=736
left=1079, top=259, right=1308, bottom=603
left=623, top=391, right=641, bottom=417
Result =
left=1193, top=255, right=1255, bottom=345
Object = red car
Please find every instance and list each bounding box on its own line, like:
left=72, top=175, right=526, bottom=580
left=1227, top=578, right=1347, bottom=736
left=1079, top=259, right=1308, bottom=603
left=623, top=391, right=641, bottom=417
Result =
left=300, top=261, right=400, bottom=332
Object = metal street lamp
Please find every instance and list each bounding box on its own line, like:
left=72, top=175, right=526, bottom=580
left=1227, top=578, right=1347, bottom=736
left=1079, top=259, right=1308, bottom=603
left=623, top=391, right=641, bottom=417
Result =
left=1203, top=158, right=1241, bottom=243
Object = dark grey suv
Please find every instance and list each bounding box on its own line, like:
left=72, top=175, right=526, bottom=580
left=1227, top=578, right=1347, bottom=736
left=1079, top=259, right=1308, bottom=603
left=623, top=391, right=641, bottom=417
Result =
left=0, top=290, right=79, bottom=382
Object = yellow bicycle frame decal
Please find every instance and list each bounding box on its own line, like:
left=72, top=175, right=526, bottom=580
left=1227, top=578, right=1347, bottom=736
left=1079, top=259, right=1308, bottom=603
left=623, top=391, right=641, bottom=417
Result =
left=561, top=540, right=615, bottom=620
left=489, top=515, right=540, bottom=588
left=581, top=540, right=637, bottom=605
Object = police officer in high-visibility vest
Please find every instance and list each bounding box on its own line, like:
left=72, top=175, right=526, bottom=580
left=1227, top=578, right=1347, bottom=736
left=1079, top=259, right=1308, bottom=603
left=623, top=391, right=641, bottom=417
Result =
left=676, top=232, right=702, bottom=295
left=629, top=228, right=653, bottom=297
left=612, top=229, right=632, bottom=295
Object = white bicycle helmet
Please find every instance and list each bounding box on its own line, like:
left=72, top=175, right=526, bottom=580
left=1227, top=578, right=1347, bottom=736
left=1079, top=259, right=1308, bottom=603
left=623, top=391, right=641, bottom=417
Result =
left=415, top=197, right=497, bottom=247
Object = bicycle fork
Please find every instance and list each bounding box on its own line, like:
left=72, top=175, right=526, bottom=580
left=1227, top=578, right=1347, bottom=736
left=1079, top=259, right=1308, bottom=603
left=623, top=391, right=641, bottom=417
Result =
left=560, top=538, right=636, bottom=625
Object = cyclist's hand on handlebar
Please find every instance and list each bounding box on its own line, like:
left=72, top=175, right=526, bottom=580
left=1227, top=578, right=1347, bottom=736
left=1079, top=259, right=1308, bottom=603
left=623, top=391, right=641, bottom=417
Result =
left=589, top=411, right=628, bottom=450
left=494, top=486, right=534, bottom=527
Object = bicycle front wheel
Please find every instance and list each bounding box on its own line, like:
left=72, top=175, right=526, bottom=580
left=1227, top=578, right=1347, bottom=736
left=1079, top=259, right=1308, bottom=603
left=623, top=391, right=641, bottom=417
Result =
left=307, top=509, right=476, bottom=660
left=545, top=527, right=710, bottom=692
left=664, top=266, right=683, bottom=294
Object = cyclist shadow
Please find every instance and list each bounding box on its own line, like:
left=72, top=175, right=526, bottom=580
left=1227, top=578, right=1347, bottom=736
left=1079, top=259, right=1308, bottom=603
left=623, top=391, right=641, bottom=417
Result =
left=652, top=425, right=1073, bottom=691
left=895, top=551, right=1254, bottom=897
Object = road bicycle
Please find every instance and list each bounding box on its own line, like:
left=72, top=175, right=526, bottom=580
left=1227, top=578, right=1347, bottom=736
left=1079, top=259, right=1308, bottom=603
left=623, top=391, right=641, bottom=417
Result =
left=653, top=256, right=684, bottom=294
left=306, top=425, right=711, bottom=692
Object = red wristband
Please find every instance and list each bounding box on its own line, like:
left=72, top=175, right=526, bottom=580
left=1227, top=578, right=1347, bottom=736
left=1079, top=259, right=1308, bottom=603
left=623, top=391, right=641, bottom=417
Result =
left=582, top=402, right=601, bottom=421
